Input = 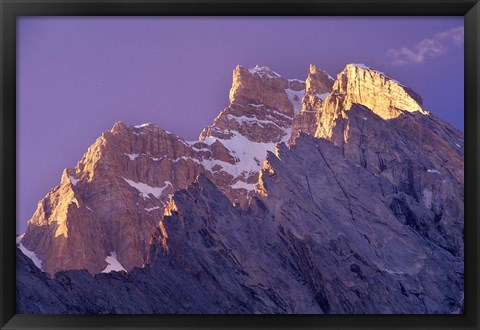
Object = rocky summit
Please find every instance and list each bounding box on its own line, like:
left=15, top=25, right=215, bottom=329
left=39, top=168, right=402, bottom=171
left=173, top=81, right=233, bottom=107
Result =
left=17, top=63, right=464, bottom=314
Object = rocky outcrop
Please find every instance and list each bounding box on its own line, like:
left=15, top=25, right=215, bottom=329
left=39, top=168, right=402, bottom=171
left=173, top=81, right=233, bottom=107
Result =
left=315, top=63, right=427, bottom=140
left=290, top=64, right=334, bottom=143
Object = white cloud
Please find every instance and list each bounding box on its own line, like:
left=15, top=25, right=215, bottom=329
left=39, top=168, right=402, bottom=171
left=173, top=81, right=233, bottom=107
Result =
left=388, top=26, right=464, bottom=65
left=437, top=26, right=464, bottom=45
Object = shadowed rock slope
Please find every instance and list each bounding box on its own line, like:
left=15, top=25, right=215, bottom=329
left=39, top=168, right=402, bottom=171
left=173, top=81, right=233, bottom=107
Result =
left=17, top=132, right=463, bottom=313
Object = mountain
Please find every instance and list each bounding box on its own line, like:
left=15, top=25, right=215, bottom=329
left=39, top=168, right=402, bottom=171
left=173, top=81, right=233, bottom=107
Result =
left=19, top=64, right=307, bottom=275
left=17, top=63, right=464, bottom=314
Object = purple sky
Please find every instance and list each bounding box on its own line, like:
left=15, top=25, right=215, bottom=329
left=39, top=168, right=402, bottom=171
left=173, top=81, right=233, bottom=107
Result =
left=17, top=17, right=464, bottom=233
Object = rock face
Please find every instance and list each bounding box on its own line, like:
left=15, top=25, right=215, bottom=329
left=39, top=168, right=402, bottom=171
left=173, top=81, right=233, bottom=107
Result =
left=21, top=124, right=205, bottom=274
left=17, top=63, right=464, bottom=314
left=314, top=63, right=464, bottom=259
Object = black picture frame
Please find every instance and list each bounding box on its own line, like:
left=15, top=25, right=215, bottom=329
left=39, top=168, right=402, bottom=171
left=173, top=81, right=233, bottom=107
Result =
left=1, top=0, right=478, bottom=329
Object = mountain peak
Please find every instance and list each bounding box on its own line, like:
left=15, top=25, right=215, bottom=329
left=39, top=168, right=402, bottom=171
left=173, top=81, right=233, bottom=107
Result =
left=345, top=63, right=425, bottom=105
left=308, top=64, right=335, bottom=81
left=314, top=63, right=430, bottom=142
left=336, top=63, right=427, bottom=118
left=304, top=64, right=335, bottom=97
left=111, top=121, right=128, bottom=133
left=229, top=65, right=289, bottom=105
left=201, top=64, right=296, bottom=144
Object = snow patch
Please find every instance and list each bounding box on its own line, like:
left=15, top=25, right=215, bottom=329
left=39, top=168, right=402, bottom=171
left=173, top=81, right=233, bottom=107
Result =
left=199, top=132, right=279, bottom=179
left=124, top=153, right=139, bottom=161
left=173, top=156, right=199, bottom=164
left=102, top=251, right=126, bottom=273
left=124, top=153, right=197, bottom=162
left=280, top=126, right=293, bottom=144
left=384, top=268, right=405, bottom=275
left=16, top=233, right=25, bottom=244
left=200, top=136, right=217, bottom=146
left=150, top=156, right=166, bottom=161
left=265, top=109, right=293, bottom=121
left=145, top=206, right=161, bottom=212
left=248, top=65, right=281, bottom=78
left=134, top=123, right=152, bottom=128
left=123, top=178, right=172, bottom=199
left=285, top=88, right=305, bottom=114
left=227, top=114, right=286, bottom=129
left=190, top=146, right=208, bottom=152
left=18, top=242, right=43, bottom=271
left=288, top=78, right=305, bottom=83
left=69, top=176, right=80, bottom=186
left=455, top=143, right=461, bottom=148
left=231, top=181, right=257, bottom=191
left=422, top=188, right=433, bottom=209
left=427, top=169, right=441, bottom=174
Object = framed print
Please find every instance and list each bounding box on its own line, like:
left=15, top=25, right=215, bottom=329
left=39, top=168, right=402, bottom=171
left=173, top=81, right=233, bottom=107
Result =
left=1, top=0, right=479, bottom=329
